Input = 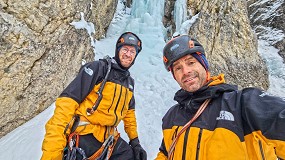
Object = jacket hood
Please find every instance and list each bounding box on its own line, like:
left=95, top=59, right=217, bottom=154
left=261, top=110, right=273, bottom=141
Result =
left=110, top=57, right=130, bottom=76
left=99, top=57, right=131, bottom=78
left=174, top=74, right=237, bottom=111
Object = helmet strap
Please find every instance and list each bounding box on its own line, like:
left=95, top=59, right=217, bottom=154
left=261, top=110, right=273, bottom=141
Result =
left=114, top=47, right=137, bottom=70
left=170, top=66, right=177, bottom=80
left=206, top=71, right=211, bottom=82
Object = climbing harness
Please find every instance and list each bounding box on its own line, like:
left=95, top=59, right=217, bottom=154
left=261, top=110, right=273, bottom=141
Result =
left=168, top=99, right=211, bottom=160
left=88, top=133, right=120, bottom=160
left=63, top=132, right=87, bottom=160
left=63, top=126, right=119, bottom=160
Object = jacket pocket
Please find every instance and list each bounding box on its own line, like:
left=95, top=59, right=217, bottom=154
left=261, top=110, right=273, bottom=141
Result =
left=254, top=134, right=277, bottom=160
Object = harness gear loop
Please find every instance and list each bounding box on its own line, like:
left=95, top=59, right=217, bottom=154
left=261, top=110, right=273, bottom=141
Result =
left=64, top=132, right=87, bottom=160
left=168, top=99, right=211, bottom=160
left=68, top=132, right=79, bottom=149
left=87, top=56, right=112, bottom=115
left=107, top=126, right=111, bottom=136
left=64, top=114, right=80, bottom=135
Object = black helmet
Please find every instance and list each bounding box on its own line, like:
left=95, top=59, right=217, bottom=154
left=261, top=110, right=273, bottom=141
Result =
left=114, top=32, right=142, bottom=70
left=116, top=32, right=142, bottom=53
left=163, top=35, right=205, bottom=71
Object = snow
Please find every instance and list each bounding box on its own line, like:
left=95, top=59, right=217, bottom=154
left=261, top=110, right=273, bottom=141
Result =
left=256, top=26, right=284, bottom=45
left=0, top=105, right=55, bottom=160
left=70, top=12, right=96, bottom=54
left=0, top=0, right=284, bottom=159
left=176, top=13, right=200, bottom=35
left=250, top=0, right=285, bottom=97
left=249, top=0, right=283, bottom=22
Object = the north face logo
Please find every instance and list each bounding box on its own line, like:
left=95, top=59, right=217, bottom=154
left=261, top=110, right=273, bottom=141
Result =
left=216, top=110, right=234, bottom=121
left=129, top=84, right=133, bottom=90
left=84, top=67, right=93, bottom=76
left=128, top=37, right=135, bottom=41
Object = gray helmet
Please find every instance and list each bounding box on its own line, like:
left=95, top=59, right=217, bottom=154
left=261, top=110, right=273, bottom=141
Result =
left=116, top=32, right=142, bottom=53
left=163, top=35, right=205, bottom=71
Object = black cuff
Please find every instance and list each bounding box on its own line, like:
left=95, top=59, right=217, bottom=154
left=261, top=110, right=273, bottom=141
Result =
left=129, top=137, right=140, bottom=147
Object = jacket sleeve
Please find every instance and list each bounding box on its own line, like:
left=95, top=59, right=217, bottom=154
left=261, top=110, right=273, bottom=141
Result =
left=41, top=61, right=104, bottom=160
left=241, top=88, right=285, bottom=159
left=155, top=140, right=168, bottom=160
left=123, top=95, right=139, bottom=140
left=41, top=97, right=78, bottom=160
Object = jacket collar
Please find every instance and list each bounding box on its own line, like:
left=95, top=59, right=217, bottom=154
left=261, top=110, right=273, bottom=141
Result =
left=174, top=74, right=237, bottom=110
left=110, top=58, right=130, bottom=77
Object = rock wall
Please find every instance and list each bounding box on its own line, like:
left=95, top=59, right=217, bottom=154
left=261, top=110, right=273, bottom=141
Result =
left=0, top=0, right=118, bottom=137
left=163, top=0, right=269, bottom=89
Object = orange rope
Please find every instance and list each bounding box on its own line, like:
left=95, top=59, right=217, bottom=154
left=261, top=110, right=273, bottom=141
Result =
left=168, top=99, right=211, bottom=160
left=68, top=132, right=80, bottom=149
left=88, top=133, right=120, bottom=160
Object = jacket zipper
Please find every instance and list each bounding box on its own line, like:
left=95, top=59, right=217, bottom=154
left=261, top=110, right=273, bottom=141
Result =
left=113, top=85, right=123, bottom=125
left=258, top=140, right=265, bottom=160
left=169, top=126, right=179, bottom=159
left=196, top=129, right=203, bottom=160
left=108, top=84, right=117, bottom=112
left=121, top=88, right=128, bottom=116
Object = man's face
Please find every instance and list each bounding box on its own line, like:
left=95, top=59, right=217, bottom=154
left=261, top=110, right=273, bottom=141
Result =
left=119, top=45, right=136, bottom=68
left=172, top=54, right=207, bottom=92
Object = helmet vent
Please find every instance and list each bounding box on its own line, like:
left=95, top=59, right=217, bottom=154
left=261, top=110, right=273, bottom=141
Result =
left=170, top=44, right=179, bottom=51
left=163, top=56, right=168, bottom=63
left=119, top=38, right=124, bottom=43
left=189, top=40, right=194, bottom=48
left=129, top=37, right=135, bottom=40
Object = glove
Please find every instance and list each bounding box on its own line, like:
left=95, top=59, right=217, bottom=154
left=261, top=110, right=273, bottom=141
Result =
left=130, top=138, right=147, bottom=160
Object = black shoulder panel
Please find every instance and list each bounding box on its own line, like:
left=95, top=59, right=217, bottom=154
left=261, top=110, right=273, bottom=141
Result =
left=241, top=88, right=285, bottom=140
left=59, top=60, right=106, bottom=104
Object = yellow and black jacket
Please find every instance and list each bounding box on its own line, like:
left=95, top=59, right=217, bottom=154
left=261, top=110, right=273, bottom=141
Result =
left=41, top=58, right=138, bottom=160
left=156, top=74, right=285, bottom=160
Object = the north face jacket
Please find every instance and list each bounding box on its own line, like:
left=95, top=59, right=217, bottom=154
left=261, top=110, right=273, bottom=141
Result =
left=155, top=74, right=285, bottom=160
left=41, top=58, right=138, bottom=160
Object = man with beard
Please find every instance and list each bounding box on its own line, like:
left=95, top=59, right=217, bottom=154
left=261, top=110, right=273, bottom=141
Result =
left=42, top=32, right=147, bottom=160
left=155, top=35, right=285, bottom=160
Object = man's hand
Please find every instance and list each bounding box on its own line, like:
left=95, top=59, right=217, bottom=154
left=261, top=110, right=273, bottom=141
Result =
left=130, top=138, right=147, bottom=160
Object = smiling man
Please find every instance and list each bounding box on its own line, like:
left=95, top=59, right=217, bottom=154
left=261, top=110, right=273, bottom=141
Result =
left=155, top=35, right=285, bottom=160
left=41, top=32, right=147, bottom=160
left=172, top=54, right=208, bottom=92
left=117, top=45, right=137, bottom=68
